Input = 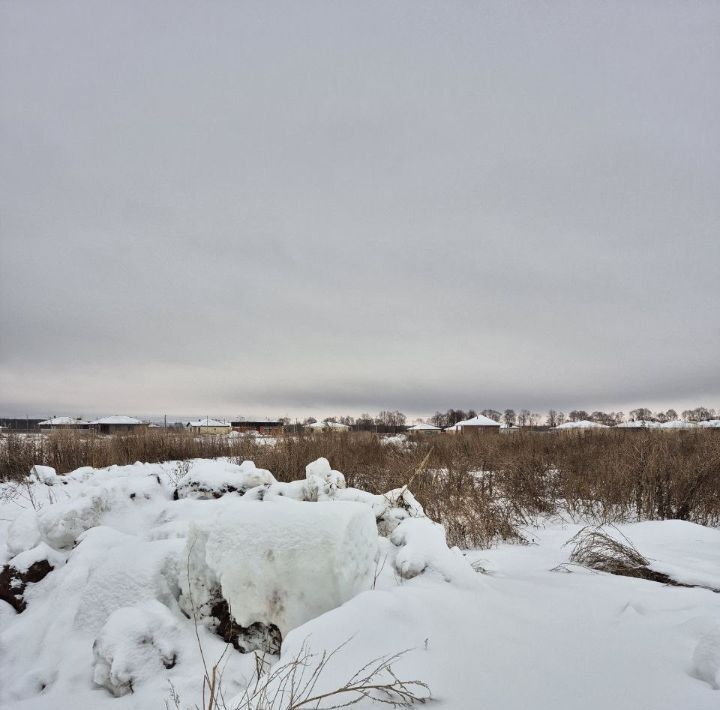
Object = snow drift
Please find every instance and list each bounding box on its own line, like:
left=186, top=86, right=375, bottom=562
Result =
left=2, top=457, right=720, bottom=710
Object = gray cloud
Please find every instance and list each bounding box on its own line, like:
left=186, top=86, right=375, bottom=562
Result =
left=1, top=1, right=719, bottom=419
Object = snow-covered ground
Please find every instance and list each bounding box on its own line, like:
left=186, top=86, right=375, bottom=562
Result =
left=1, top=458, right=719, bottom=709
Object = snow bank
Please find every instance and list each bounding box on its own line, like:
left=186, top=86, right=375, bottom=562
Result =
left=189, top=500, right=377, bottom=636
left=5, top=456, right=717, bottom=710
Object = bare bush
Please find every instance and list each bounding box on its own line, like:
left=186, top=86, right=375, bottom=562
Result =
left=224, top=640, right=430, bottom=710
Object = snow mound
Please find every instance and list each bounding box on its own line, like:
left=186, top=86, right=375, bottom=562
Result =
left=306, top=456, right=346, bottom=491
left=92, top=600, right=180, bottom=697
left=336, top=485, right=426, bottom=535
left=391, top=517, right=478, bottom=586
left=175, top=459, right=275, bottom=499
left=7, top=509, right=42, bottom=556
left=38, top=494, right=111, bottom=549
left=0, top=455, right=498, bottom=709
left=187, top=500, right=378, bottom=636
left=30, top=465, right=59, bottom=485
left=75, top=530, right=183, bottom=633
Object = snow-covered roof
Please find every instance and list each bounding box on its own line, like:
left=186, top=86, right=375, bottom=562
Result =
left=38, top=416, right=89, bottom=426
left=697, top=419, right=720, bottom=428
left=89, top=415, right=144, bottom=425
left=659, top=420, right=695, bottom=429
left=188, top=418, right=231, bottom=427
left=455, top=415, right=501, bottom=427
left=307, top=421, right=350, bottom=430
left=616, top=420, right=659, bottom=428
left=407, top=423, right=441, bottom=431
left=554, top=420, right=609, bottom=430
left=232, top=416, right=280, bottom=423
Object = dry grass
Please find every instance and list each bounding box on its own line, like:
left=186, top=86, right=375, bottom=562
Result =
left=566, top=525, right=719, bottom=591
left=3, top=428, right=720, bottom=548
left=566, top=526, right=657, bottom=579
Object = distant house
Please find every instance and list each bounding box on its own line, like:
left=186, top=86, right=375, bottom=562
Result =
left=499, top=423, right=520, bottom=434
left=697, top=419, right=720, bottom=429
left=0, top=418, right=44, bottom=432
left=231, top=417, right=283, bottom=436
left=406, top=423, right=442, bottom=435
left=615, top=420, right=659, bottom=430
left=187, top=418, right=232, bottom=435
left=553, top=420, right=609, bottom=431
left=89, top=416, right=146, bottom=434
left=658, top=420, right=696, bottom=430
left=38, top=416, right=89, bottom=432
left=307, top=421, right=350, bottom=433
left=448, top=414, right=501, bottom=434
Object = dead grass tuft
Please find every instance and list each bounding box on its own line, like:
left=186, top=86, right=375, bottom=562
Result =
left=566, top=525, right=719, bottom=591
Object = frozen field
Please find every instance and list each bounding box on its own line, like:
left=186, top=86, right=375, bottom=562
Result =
left=1, top=458, right=719, bottom=709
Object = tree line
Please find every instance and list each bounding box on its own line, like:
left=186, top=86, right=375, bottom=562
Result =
left=292, top=406, right=719, bottom=430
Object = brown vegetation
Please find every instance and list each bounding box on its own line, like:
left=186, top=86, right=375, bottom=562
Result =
left=565, top=525, right=720, bottom=592
left=2, top=429, right=719, bottom=548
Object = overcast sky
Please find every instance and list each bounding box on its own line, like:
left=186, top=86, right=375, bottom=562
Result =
left=1, top=1, right=718, bottom=421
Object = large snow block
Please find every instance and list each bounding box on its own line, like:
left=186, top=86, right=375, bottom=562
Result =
left=198, top=501, right=378, bottom=636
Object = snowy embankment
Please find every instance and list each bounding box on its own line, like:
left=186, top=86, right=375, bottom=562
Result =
left=1, top=459, right=719, bottom=709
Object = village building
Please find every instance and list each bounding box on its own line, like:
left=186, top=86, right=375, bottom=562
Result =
left=88, top=415, right=146, bottom=434
left=38, top=416, right=90, bottom=432
left=697, top=419, right=720, bottom=429
left=615, top=420, right=659, bottom=430
left=0, top=418, right=44, bottom=432
left=186, top=418, right=232, bottom=435
left=231, top=417, right=283, bottom=436
left=553, top=420, right=609, bottom=431
left=307, top=421, right=350, bottom=433
left=659, top=420, right=696, bottom=429
left=448, top=414, right=501, bottom=434
left=406, top=423, right=442, bottom=435
left=499, top=423, right=520, bottom=434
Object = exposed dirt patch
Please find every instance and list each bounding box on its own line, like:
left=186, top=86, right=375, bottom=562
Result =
left=0, top=559, right=54, bottom=613
left=210, top=597, right=281, bottom=654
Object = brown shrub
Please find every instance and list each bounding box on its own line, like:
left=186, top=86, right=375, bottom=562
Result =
left=2, top=428, right=719, bottom=548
